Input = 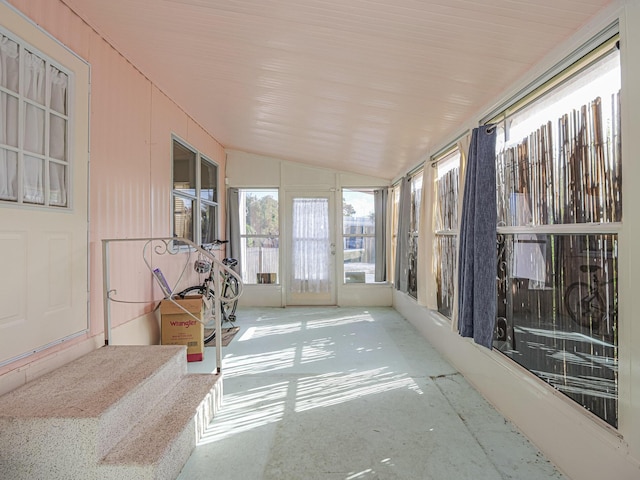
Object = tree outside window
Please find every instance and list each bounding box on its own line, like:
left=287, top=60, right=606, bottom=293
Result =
left=239, top=189, right=279, bottom=284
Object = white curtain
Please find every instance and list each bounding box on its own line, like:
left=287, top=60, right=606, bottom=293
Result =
left=394, top=177, right=411, bottom=292
left=418, top=165, right=437, bottom=308
left=49, top=162, right=66, bottom=206
left=49, top=65, right=68, bottom=116
left=0, top=35, right=68, bottom=206
left=0, top=35, right=19, bottom=200
left=23, top=50, right=46, bottom=204
left=291, top=197, right=330, bottom=293
left=49, top=65, right=68, bottom=205
left=374, top=188, right=388, bottom=282
left=226, top=187, right=241, bottom=272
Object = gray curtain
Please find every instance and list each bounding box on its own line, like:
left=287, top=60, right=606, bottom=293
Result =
left=226, top=187, right=241, bottom=273
left=374, top=187, right=388, bottom=282
left=457, top=125, right=497, bottom=349
left=394, top=177, right=411, bottom=292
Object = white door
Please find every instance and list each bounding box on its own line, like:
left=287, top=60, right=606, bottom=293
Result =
left=285, top=191, right=336, bottom=305
left=0, top=7, right=90, bottom=365
left=0, top=208, right=88, bottom=365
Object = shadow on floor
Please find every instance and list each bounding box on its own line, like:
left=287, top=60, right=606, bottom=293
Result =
left=180, top=306, right=566, bottom=480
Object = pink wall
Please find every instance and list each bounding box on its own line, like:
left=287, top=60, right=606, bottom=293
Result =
left=2, top=0, right=226, bottom=373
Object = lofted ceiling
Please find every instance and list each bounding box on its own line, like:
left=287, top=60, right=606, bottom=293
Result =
left=60, top=0, right=613, bottom=180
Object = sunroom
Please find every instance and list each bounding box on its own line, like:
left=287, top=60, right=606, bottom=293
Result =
left=1, top=1, right=640, bottom=479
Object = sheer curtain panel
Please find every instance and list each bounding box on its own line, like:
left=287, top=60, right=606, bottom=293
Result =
left=394, top=177, right=411, bottom=292
left=23, top=50, right=46, bottom=204
left=292, top=198, right=330, bottom=293
left=226, top=187, right=241, bottom=271
left=374, top=188, right=388, bottom=282
left=0, top=35, right=19, bottom=201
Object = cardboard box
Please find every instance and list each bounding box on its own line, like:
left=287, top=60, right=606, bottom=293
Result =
left=161, top=295, right=205, bottom=362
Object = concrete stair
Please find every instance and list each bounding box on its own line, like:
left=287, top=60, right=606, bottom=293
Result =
left=0, top=345, right=222, bottom=480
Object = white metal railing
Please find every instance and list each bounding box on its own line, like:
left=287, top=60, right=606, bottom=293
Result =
left=101, top=237, right=243, bottom=373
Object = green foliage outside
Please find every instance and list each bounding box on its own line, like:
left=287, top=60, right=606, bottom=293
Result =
left=245, top=193, right=278, bottom=247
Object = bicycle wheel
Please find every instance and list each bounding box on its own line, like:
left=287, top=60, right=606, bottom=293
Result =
left=564, top=282, right=603, bottom=329
left=221, top=275, right=239, bottom=323
left=177, top=285, right=217, bottom=344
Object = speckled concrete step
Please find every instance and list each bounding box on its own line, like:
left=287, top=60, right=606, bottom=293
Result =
left=98, top=374, right=222, bottom=480
left=97, top=345, right=189, bottom=458
left=0, top=345, right=220, bottom=480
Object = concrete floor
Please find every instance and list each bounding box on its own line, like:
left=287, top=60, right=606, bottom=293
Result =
left=179, top=306, right=567, bottom=480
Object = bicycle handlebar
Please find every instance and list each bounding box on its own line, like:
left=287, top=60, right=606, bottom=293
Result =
left=201, top=239, right=229, bottom=250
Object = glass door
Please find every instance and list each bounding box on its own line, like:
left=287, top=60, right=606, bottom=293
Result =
left=286, top=191, right=336, bottom=305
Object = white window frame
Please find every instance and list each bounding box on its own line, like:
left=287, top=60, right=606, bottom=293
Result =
left=489, top=31, right=621, bottom=429
left=431, top=147, right=461, bottom=319
left=341, top=187, right=379, bottom=284
left=238, top=188, right=280, bottom=285
left=389, top=182, right=400, bottom=286
left=171, top=136, right=218, bottom=245
left=407, top=169, right=423, bottom=299
left=0, top=27, right=72, bottom=209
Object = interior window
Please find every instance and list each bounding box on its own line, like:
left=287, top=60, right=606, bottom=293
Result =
left=172, top=138, right=218, bottom=244
left=408, top=171, right=423, bottom=298
left=433, top=149, right=461, bottom=318
left=494, top=41, right=620, bottom=428
left=389, top=184, right=400, bottom=286
left=342, top=188, right=382, bottom=284
left=238, top=189, right=279, bottom=284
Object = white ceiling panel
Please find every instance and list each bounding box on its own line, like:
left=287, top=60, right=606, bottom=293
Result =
left=60, top=0, right=614, bottom=180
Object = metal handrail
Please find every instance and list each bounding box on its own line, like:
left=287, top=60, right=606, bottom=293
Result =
left=101, top=237, right=243, bottom=374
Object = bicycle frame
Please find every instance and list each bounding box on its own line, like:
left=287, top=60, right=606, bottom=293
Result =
left=176, top=242, right=241, bottom=349
left=586, top=272, right=617, bottom=321
left=200, top=264, right=238, bottom=318
left=565, top=267, right=616, bottom=332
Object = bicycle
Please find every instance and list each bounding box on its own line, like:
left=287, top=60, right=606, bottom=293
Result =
left=177, top=240, right=240, bottom=344
left=564, top=264, right=617, bottom=331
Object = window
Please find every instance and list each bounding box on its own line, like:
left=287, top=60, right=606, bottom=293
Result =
left=389, top=183, right=400, bottom=285
left=342, top=188, right=381, bottom=283
left=408, top=171, right=423, bottom=298
left=0, top=31, right=71, bottom=207
left=493, top=37, right=620, bottom=428
left=172, top=138, right=218, bottom=244
left=433, top=149, right=461, bottom=318
left=239, top=189, right=279, bottom=284
left=393, top=173, right=422, bottom=294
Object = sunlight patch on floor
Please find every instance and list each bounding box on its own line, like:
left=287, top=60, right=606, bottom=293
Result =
left=238, top=312, right=376, bottom=341
left=238, top=323, right=302, bottom=341
left=344, top=458, right=396, bottom=479
left=223, top=348, right=297, bottom=378
left=198, top=308, right=422, bottom=447
left=197, top=381, right=289, bottom=445
left=294, top=368, right=423, bottom=413
left=197, top=368, right=423, bottom=445
left=305, top=313, right=375, bottom=329
left=300, top=337, right=336, bottom=364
